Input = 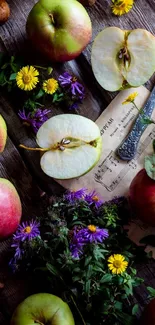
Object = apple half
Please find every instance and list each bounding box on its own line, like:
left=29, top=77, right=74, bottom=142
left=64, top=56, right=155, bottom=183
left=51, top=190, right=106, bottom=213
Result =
left=20, top=114, right=102, bottom=179
left=91, top=27, right=155, bottom=91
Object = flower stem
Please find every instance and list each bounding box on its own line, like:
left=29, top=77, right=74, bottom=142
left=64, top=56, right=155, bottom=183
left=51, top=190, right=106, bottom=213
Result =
left=70, top=295, right=87, bottom=325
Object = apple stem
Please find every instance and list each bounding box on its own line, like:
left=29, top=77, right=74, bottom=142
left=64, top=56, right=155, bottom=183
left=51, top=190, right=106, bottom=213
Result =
left=49, top=13, right=55, bottom=24
left=34, top=320, right=44, bottom=325
left=19, top=144, right=49, bottom=152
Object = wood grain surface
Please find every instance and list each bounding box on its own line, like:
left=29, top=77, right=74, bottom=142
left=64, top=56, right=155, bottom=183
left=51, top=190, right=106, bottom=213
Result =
left=0, top=0, right=155, bottom=324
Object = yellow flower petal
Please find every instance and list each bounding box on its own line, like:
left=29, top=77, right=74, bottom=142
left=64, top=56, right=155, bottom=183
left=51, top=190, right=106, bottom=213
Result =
left=122, top=92, right=138, bottom=105
left=108, top=254, right=128, bottom=274
left=112, top=0, right=134, bottom=16
left=43, top=78, right=58, bottom=95
left=16, top=65, right=39, bottom=91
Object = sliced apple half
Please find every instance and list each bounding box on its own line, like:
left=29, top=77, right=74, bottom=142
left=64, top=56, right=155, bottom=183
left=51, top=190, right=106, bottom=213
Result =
left=91, top=27, right=155, bottom=91
left=23, top=114, right=102, bottom=179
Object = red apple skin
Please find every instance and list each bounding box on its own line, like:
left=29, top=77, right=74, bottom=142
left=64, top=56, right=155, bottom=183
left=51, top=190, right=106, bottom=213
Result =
left=140, top=299, right=155, bottom=325
left=0, top=114, right=7, bottom=153
left=0, top=178, right=22, bottom=240
left=129, top=168, right=155, bottom=226
left=26, top=0, right=92, bottom=62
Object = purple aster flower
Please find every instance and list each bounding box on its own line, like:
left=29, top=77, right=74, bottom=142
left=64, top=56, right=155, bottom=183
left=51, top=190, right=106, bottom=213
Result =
left=64, top=188, right=87, bottom=202
left=11, top=242, right=23, bottom=259
left=77, top=225, right=109, bottom=244
left=69, top=227, right=84, bottom=259
left=69, top=102, right=79, bottom=110
left=58, top=72, right=85, bottom=100
left=9, top=258, right=19, bottom=273
left=85, top=190, right=104, bottom=208
left=13, top=220, right=40, bottom=242
left=18, top=108, right=50, bottom=133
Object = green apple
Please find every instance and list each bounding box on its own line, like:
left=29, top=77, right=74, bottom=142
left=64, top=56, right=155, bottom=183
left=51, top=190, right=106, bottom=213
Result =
left=26, top=0, right=92, bottom=62
left=0, top=114, right=7, bottom=152
left=11, top=293, right=75, bottom=325
left=91, top=27, right=155, bottom=91
left=20, top=114, right=102, bottom=179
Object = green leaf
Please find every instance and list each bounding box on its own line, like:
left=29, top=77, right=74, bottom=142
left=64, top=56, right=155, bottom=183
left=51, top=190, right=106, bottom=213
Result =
left=72, top=275, right=83, bottom=282
left=1, top=62, right=9, bottom=69
left=114, top=301, right=123, bottom=311
left=144, top=154, right=155, bottom=180
left=46, top=262, right=59, bottom=277
left=9, top=73, right=17, bottom=80
left=115, top=311, right=135, bottom=325
left=84, top=256, right=92, bottom=266
left=47, top=67, right=53, bottom=75
left=141, top=117, right=155, bottom=125
left=35, top=89, right=44, bottom=99
left=86, top=265, right=93, bottom=279
left=85, top=279, right=91, bottom=296
left=132, top=304, right=139, bottom=315
left=147, top=286, right=155, bottom=297
left=100, top=273, right=112, bottom=283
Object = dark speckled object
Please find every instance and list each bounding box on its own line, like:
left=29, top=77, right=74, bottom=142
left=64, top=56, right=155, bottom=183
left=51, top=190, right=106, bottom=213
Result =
left=117, top=86, right=155, bottom=161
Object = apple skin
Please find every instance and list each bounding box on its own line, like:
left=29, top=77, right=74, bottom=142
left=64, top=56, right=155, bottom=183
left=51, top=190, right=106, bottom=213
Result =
left=129, top=168, right=155, bottom=226
left=140, top=299, right=155, bottom=325
left=0, top=114, right=7, bottom=153
left=11, top=293, right=75, bottom=325
left=0, top=178, right=22, bottom=240
left=26, top=0, right=92, bottom=62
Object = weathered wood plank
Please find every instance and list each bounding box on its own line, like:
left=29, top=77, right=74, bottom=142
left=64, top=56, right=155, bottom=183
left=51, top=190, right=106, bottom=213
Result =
left=0, top=136, right=47, bottom=324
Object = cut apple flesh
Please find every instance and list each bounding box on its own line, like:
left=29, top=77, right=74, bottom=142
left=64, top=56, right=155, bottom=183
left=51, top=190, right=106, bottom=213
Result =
left=91, top=27, right=155, bottom=91
left=36, top=114, right=102, bottom=179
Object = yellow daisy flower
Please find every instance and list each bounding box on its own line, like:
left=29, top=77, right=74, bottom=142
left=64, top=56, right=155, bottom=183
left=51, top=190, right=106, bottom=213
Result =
left=108, top=254, right=128, bottom=274
left=16, top=66, right=39, bottom=91
left=111, top=0, right=134, bottom=16
left=43, top=78, right=58, bottom=95
left=122, top=92, right=138, bottom=105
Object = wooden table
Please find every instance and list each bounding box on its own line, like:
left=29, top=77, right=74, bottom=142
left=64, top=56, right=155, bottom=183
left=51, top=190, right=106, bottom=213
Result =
left=0, top=0, right=155, bottom=323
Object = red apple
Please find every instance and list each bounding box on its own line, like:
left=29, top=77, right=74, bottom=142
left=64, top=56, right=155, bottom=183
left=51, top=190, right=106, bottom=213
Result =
left=0, top=114, right=7, bottom=153
left=140, top=299, right=155, bottom=325
left=26, top=0, right=92, bottom=62
left=0, top=178, right=22, bottom=240
left=129, top=168, right=155, bottom=226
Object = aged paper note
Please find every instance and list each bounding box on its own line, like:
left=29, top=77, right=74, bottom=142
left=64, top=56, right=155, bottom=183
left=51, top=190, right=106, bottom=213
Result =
left=58, top=86, right=153, bottom=199
left=57, top=86, right=155, bottom=256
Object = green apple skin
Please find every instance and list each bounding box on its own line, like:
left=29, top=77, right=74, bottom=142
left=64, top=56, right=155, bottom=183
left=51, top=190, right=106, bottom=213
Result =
left=11, top=293, right=75, bottom=325
left=26, top=0, right=92, bottom=62
left=0, top=114, right=7, bottom=152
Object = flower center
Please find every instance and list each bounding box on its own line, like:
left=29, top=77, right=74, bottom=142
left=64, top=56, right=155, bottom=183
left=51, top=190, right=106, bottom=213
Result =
left=72, top=76, right=77, bottom=83
left=113, top=260, right=122, bottom=268
left=23, top=74, right=32, bottom=84
left=92, top=195, right=99, bottom=202
left=88, top=225, right=97, bottom=232
left=23, top=226, right=31, bottom=233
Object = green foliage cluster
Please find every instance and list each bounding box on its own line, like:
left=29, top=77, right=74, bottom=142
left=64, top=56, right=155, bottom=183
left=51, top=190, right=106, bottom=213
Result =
left=11, top=195, right=154, bottom=325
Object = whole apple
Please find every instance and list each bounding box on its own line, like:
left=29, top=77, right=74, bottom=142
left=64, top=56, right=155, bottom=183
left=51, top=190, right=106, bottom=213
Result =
left=140, top=299, right=155, bottom=325
left=11, top=293, right=75, bottom=325
left=0, top=114, right=7, bottom=152
left=0, top=178, right=22, bottom=240
left=129, top=168, right=155, bottom=226
left=26, top=0, right=92, bottom=62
